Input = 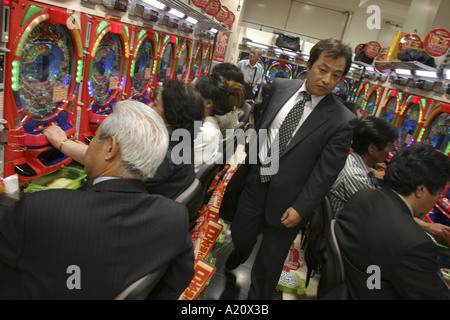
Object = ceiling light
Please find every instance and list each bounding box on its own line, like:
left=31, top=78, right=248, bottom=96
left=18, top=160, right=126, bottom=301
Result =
left=414, top=70, right=438, bottom=78
left=142, top=0, right=166, bottom=10
left=168, top=8, right=185, bottom=19
left=395, top=68, right=411, bottom=75
left=186, top=16, right=198, bottom=24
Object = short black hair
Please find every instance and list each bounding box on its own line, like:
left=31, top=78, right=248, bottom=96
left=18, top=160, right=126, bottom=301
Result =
left=384, top=145, right=450, bottom=196
left=308, top=39, right=353, bottom=76
left=351, top=116, right=398, bottom=155
left=162, top=80, right=204, bottom=140
left=211, top=63, right=245, bottom=85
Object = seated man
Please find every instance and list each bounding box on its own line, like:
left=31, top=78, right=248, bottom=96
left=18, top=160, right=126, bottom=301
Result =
left=329, top=116, right=398, bottom=216
left=330, top=117, right=450, bottom=242
left=335, top=145, right=450, bottom=299
left=0, top=100, right=195, bottom=299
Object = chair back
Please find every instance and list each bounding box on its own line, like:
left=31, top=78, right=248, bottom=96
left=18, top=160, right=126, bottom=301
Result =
left=114, top=265, right=168, bottom=300
left=175, top=178, right=204, bottom=230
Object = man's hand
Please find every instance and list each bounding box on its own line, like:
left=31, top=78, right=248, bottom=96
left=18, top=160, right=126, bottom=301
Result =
left=281, top=207, right=302, bottom=228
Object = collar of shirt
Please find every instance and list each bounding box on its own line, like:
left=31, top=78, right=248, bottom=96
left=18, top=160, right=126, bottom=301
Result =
left=93, top=176, right=122, bottom=185
left=349, top=152, right=373, bottom=179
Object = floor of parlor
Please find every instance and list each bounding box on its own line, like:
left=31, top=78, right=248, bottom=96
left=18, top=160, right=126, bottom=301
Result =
left=196, top=223, right=320, bottom=300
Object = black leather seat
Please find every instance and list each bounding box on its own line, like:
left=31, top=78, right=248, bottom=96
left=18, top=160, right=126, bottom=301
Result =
left=114, top=265, right=168, bottom=300
left=316, top=197, right=350, bottom=299
left=175, top=178, right=204, bottom=231
left=196, top=153, right=223, bottom=205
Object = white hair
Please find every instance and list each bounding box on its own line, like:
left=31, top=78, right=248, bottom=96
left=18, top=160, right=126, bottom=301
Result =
left=98, top=100, right=169, bottom=181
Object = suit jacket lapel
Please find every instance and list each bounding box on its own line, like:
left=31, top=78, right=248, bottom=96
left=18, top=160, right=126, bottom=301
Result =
left=282, top=93, right=335, bottom=156
left=258, top=79, right=304, bottom=130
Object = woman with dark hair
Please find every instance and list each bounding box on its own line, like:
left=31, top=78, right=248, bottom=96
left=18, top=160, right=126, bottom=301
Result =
left=145, top=80, right=205, bottom=199
left=194, top=73, right=244, bottom=171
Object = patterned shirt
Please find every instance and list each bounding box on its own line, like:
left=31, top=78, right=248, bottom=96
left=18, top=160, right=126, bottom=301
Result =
left=328, top=152, right=376, bottom=216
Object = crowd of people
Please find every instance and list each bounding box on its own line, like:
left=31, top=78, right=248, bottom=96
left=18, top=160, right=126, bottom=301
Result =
left=0, top=38, right=449, bottom=300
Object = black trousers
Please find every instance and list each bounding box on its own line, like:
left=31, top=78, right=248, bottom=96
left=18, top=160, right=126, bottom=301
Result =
left=230, top=165, right=302, bottom=300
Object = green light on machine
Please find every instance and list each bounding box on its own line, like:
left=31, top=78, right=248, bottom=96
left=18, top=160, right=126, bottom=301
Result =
left=11, top=60, right=20, bottom=91
left=445, top=143, right=450, bottom=156
left=417, top=127, right=425, bottom=143
left=130, top=60, right=136, bottom=77
left=76, top=60, right=84, bottom=83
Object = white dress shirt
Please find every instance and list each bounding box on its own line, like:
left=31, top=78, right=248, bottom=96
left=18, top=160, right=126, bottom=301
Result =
left=259, top=81, right=325, bottom=163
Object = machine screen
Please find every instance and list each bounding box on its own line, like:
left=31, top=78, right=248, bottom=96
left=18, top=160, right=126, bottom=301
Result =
left=422, top=113, right=450, bottom=153
left=18, top=22, right=74, bottom=119
left=158, top=43, right=173, bottom=83
left=176, top=45, right=189, bottom=81
left=266, top=62, right=292, bottom=85
left=333, top=79, right=349, bottom=96
left=382, top=97, right=397, bottom=123
left=132, top=38, right=153, bottom=94
left=398, top=103, right=420, bottom=149
left=92, top=32, right=122, bottom=105
left=296, top=70, right=307, bottom=80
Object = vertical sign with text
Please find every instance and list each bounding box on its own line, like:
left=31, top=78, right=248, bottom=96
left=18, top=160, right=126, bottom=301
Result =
left=212, top=32, right=230, bottom=64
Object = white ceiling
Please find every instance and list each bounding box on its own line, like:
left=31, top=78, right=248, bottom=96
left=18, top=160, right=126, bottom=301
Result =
left=292, top=0, right=412, bottom=23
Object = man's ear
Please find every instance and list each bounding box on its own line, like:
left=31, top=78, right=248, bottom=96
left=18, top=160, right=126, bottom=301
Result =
left=414, top=184, right=426, bottom=199
left=368, top=143, right=377, bottom=155
left=104, top=136, right=120, bottom=161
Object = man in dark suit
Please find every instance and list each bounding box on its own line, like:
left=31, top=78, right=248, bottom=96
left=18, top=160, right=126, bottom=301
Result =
left=226, top=39, right=357, bottom=299
left=335, top=145, right=450, bottom=299
left=0, top=100, right=195, bottom=299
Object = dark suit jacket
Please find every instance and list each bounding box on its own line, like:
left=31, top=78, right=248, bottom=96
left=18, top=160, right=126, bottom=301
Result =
left=335, top=188, right=450, bottom=299
left=0, top=179, right=195, bottom=299
left=250, top=78, right=356, bottom=228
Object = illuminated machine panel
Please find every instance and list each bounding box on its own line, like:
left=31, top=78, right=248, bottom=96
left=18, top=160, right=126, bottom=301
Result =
left=379, top=89, right=406, bottom=124
left=363, top=85, right=385, bottom=117
left=174, top=37, right=192, bottom=82
left=266, top=60, right=293, bottom=85
left=189, top=41, right=202, bottom=82
left=418, top=102, right=450, bottom=157
left=354, top=82, right=371, bottom=110
left=156, top=34, right=177, bottom=84
left=199, top=43, right=212, bottom=77
left=3, top=1, right=86, bottom=181
left=294, top=66, right=307, bottom=80
left=395, top=95, right=432, bottom=150
left=332, top=78, right=352, bottom=99
left=128, top=28, right=159, bottom=105
left=79, top=16, right=130, bottom=143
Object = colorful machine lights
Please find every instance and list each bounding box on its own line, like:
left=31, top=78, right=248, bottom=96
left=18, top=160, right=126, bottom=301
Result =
left=120, top=77, right=126, bottom=90
left=87, top=81, right=94, bottom=97
left=11, top=59, right=20, bottom=91
left=76, top=60, right=84, bottom=83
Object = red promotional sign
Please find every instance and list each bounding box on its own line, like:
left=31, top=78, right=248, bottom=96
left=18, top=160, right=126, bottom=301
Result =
left=212, top=31, right=230, bottom=63
left=204, top=0, right=221, bottom=16
left=364, top=41, right=382, bottom=58
left=215, top=6, right=229, bottom=22
left=424, top=28, right=450, bottom=57
left=192, top=0, right=211, bottom=9
left=399, top=33, right=424, bottom=51
left=224, top=11, right=235, bottom=28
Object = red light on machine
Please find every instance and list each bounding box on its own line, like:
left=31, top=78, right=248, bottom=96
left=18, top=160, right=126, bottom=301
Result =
left=3, top=0, right=11, bottom=6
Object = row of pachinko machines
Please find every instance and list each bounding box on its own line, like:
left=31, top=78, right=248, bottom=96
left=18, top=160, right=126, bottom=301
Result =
left=0, top=0, right=215, bottom=187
